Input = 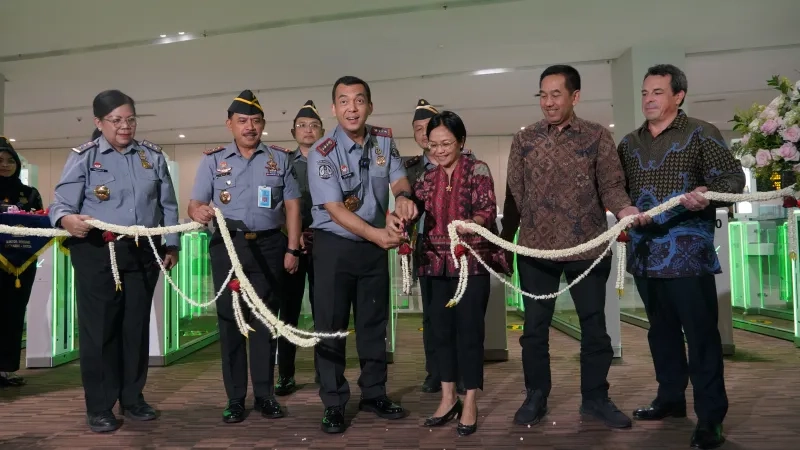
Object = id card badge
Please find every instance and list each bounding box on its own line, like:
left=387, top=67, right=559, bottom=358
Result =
left=257, top=186, right=272, bottom=208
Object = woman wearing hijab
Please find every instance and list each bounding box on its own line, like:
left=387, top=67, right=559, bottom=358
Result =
left=0, top=136, right=43, bottom=387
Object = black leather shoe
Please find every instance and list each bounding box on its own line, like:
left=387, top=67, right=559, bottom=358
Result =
left=254, top=397, right=284, bottom=418
left=0, top=373, right=26, bottom=387
left=580, top=397, right=632, bottom=429
left=222, top=399, right=246, bottom=424
left=457, top=420, right=478, bottom=436
left=275, top=376, right=297, bottom=396
left=421, top=375, right=441, bottom=393
left=359, top=396, right=407, bottom=420
left=120, top=402, right=157, bottom=421
left=423, top=398, right=462, bottom=427
left=691, top=422, right=724, bottom=449
left=632, top=400, right=687, bottom=420
left=514, top=389, right=547, bottom=425
left=321, top=406, right=346, bottom=434
left=87, top=410, right=121, bottom=433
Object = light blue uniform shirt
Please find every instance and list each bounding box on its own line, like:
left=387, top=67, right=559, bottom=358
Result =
left=190, top=141, right=300, bottom=231
left=308, top=125, right=405, bottom=241
left=49, top=136, right=180, bottom=248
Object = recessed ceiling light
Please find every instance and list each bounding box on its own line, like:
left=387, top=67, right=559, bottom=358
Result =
left=178, top=134, right=185, bottom=139
left=9, top=138, right=16, bottom=142
left=472, top=68, right=512, bottom=76
left=159, top=34, right=167, bottom=38
left=262, top=131, right=268, bottom=136
left=178, top=32, right=185, bottom=35
left=520, top=127, right=525, bottom=130
left=609, top=124, right=615, bottom=128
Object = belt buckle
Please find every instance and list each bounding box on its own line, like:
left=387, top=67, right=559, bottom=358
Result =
left=244, top=232, right=257, bottom=240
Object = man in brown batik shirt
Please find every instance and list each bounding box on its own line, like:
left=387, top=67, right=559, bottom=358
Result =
left=504, top=65, right=642, bottom=430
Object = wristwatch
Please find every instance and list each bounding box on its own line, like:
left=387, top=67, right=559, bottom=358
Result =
left=395, top=191, right=412, bottom=201
left=286, top=248, right=302, bottom=257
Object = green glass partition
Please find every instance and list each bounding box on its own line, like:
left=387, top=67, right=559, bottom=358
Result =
left=51, top=240, right=79, bottom=365
left=728, top=215, right=799, bottom=345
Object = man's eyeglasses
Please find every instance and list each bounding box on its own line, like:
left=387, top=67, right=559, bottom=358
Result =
left=295, top=123, right=322, bottom=130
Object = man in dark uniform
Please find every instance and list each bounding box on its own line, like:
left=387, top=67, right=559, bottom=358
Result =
left=402, top=99, right=468, bottom=395
left=308, top=76, right=418, bottom=433
left=275, top=100, right=325, bottom=396
left=188, top=90, right=302, bottom=424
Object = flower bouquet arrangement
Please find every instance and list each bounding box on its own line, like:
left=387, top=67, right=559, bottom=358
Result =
left=731, top=76, right=800, bottom=191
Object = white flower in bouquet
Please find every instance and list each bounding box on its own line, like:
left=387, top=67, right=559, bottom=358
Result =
left=785, top=110, right=799, bottom=127
left=749, top=118, right=761, bottom=132
left=740, top=154, right=756, bottom=168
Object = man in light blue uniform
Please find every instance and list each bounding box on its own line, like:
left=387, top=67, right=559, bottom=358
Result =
left=188, top=90, right=302, bottom=424
left=308, top=76, right=418, bottom=434
left=49, top=89, right=180, bottom=432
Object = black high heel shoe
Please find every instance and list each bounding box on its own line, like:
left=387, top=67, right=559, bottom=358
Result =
left=456, top=405, right=478, bottom=436
left=423, top=398, right=462, bottom=427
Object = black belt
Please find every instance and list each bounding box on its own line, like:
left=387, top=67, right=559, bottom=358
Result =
left=226, top=229, right=280, bottom=240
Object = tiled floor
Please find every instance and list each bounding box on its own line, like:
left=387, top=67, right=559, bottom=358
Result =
left=1, top=314, right=799, bottom=449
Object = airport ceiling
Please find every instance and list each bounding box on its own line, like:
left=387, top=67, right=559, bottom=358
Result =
left=1, top=0, right=798, bottom=149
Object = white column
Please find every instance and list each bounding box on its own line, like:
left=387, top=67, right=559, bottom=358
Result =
left=611, top=46, right=687, bottom=138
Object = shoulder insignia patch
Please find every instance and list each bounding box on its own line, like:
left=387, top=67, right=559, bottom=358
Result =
left=369, top=126, right=393, bottom=138
left=316, top=138, right=335, bottom=157
left=404, top=155, right=421, bottom=169
left=204, top=145, right=226, bottom=155
left=140, top=140, right=162, bottom=152
left=72, top=140, right=97, bottom=154
left=269, top=144, right=289, bottom=153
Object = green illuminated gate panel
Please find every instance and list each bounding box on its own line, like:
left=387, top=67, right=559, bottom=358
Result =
left=505, top=229, right=524, bottom=312
left=52, top=240, right=78, bottom=363
left=163, top=231, right=217, bottom=356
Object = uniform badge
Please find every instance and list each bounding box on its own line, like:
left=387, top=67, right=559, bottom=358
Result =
left=219, top=190, right=232, bottom=204
left=404, top=155, right=421, bottom=169
left=90, top=161, right=107, bottom=172
left=138, top=150, right=152, bottom=169
left=216, top=161, right=232, bottom=175
left=266, top=159, right=279, bottom=176
left=376, top=156, right=386, bottom=166
left=318, top=161, right=334, bottom=180
left=344, top=195, right=360, bottom=212
left=369, top=126, right=393, bottom=138
left=94, top=185, right=110, bottom=201
left=316, top=138, right=335, bottom=157
left=340, top=164, right=354, bottom=179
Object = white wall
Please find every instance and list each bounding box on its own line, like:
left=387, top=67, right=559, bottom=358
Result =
left=17, top=135, right=515, bottom=220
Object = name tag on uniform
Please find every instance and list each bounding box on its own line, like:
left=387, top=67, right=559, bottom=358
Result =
left=258, top=186, right=272, bottom=208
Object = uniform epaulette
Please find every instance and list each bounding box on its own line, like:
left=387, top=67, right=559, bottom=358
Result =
left=316, top=138, right=335, bottom=157
left=269, top=144, right=289, bottom=153
left=404, top=155, right=421, bottom=169
left=204, top=145, right=226, bottom=155
left=369, top=126, right=393, bottom=138
left=72, top=141, right=97, bottom=154
left=140, top=140, right=162, bottom=152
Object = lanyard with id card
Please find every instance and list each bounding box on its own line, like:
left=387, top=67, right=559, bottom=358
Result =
left=258, top=186, right=273, bottom=208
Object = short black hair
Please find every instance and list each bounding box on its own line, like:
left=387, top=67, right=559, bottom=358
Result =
left=93, top=89, right=136, bottom=118
left=644, top=64, right=688, bottom=106
left=332, top=76, right=372, bottom=103
left=539, top=65, right=581, bottom=93
left=426, top=110, right=467, bottom=143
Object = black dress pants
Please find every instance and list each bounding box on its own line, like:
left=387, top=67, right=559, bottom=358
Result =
left=0, top=266, right=37, bottom=372
left=426, top=275, right=490, bottom=390
left=70, top=233, right=159, bottom=414
left=517, top=255, right=613, bottom=400
left=210, top=230, right=286, bottom=401
left=313, top=230, right=389, bottom=408
left=278, top=251, right=314, bottom=379
left=634, top=275, right=728, bottom=423
left=420, top=275, right=438, bottom=380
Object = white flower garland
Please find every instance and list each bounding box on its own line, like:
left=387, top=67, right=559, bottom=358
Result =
left=396, top=187, right=800, bottom=306
left=0, top=211, right=349, bottom=347
left=400, top=254, right=412, bottom=294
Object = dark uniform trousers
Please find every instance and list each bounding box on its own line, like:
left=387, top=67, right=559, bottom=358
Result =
left=517, top=255, right=614, bottom=400
left=0, top=266, right=37, bottom=372
left=634, top=274, right=728, bottom=423
left=313, top=230, right=389, bottom=408
left=419, top=275, right=437, bottom=379
left=70, top=232, right=159, bottom=414
left=425, top=275, right=490, bottom=390
left=210, top=229, right=286, bottom=401
left=278, top=251, right=315, bottom=379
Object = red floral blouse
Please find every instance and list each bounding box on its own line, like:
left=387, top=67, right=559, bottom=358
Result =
left=412, top=155, right=510, bottom=277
